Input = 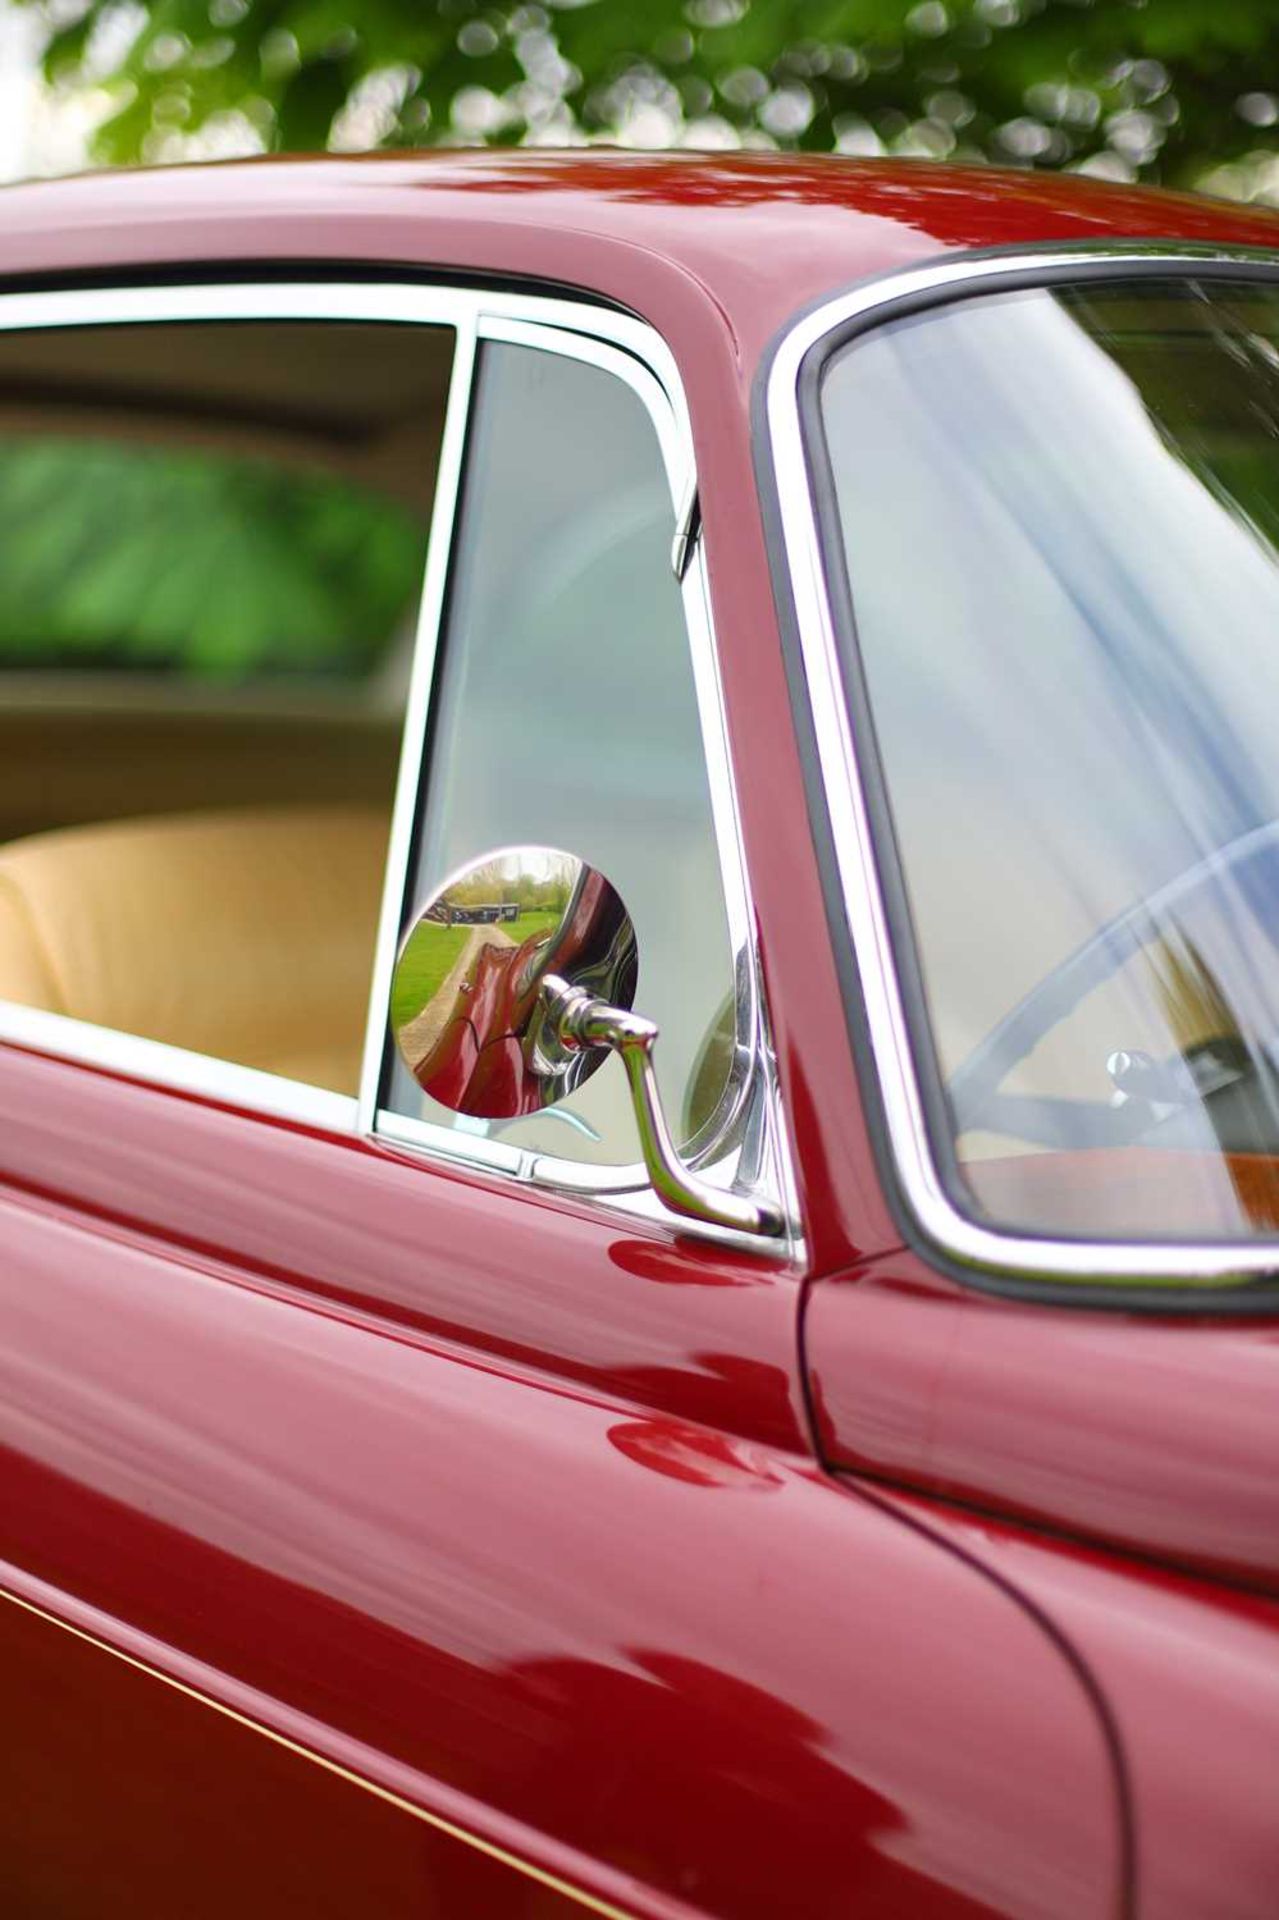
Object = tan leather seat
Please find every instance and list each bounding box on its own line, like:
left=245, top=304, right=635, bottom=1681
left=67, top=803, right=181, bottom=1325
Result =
left=0, top=805, right=390, bottom=1096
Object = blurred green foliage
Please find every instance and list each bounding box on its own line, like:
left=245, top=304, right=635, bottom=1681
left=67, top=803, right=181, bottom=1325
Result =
left=20, top=0, right=1279, bottom=200
left=0, top=436, right=423, bottom=676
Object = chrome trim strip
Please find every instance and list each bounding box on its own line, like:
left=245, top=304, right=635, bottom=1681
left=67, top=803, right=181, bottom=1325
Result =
left=768, top=242, right=1279, bottom=1289
left=356, top=309, right=477, bottom=1133
left=0, top=281, right=669, bottom=344
left=374, top=1107, right=782, bottom=1255
left=0, top=1002, right=356, bottom=1132
left=375, top=1109, right=531, bottom=1180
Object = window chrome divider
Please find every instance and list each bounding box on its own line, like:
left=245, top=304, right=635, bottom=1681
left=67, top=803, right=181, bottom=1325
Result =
left=356, top=308, right=477, bottom=1135
left=670, top=479, right=701, bottom=583
left=768, top=241, right=1279, bottom=1289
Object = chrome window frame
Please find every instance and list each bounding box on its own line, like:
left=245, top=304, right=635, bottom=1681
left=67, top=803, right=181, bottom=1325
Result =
left=768, top=241, right=1279, bottom=1293
left=0, top=278, right=796, bottom=1252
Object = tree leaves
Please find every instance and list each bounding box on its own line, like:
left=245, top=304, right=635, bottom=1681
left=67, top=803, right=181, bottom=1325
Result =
left=14, top=0, right=1279, bottom=199
left=277, top=50, right=358, bottom=150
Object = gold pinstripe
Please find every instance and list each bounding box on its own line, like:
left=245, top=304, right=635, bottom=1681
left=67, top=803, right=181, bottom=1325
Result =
left=0, top=1582, right=636, bottom=1919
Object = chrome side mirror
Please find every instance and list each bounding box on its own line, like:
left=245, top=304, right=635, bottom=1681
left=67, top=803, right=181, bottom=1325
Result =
left=391, top=846, right=781, bottom=1238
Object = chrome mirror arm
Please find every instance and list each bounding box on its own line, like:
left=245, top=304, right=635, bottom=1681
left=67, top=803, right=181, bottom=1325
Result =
left=391, top=844, right=783, bottom=1241
left=541, top=974, right=783, bottom=1239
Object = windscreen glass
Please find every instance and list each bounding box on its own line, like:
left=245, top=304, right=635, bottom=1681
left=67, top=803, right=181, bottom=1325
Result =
left=820, top=276, right=1279, bottom=1246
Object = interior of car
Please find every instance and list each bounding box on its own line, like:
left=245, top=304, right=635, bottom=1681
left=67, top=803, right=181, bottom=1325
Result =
left=0, top=316, right=453, bottom=1097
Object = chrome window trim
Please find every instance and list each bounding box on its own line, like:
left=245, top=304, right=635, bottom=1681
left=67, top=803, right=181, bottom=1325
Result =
left=0, top=1002, right=357, bottom=1132
left=371, top=1105, right=782, bottom=1255
left=0, top=277, right=795, bottom=1250
left=768, top=241, right=1279, bottom=1290
left=355, top=302, right=477, bottom=1131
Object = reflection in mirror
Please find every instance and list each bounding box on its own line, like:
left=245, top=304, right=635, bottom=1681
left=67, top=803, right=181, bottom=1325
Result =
left=391, top=845, right=636, bottom=1120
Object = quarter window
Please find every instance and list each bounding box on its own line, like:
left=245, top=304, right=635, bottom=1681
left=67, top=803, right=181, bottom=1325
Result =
left=385, top=336, right=738, bottom=1168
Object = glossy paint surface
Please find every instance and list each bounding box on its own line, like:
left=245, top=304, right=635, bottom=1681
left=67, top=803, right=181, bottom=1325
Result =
left=4, top=152, right=1279, bottom=369
left=806, top=1251, right=1279, bottom=1596
left=0, top=1043, right=807, bottom=1455
left=1, top=1580, right=587, bottom=1919
left=879, top=1488, right=1279, bottom=1920
left=0, top=1167, right=1120, bottom=1916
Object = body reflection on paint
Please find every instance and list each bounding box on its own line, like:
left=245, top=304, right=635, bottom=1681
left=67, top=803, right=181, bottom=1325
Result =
left=607, top=1418, right=786, bottom=1490
left=500, top=1652, right=912, bottom=1915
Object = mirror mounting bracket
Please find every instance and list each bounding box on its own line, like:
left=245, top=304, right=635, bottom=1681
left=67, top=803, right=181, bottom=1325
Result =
left=541, top=974, right=783, bottom=1239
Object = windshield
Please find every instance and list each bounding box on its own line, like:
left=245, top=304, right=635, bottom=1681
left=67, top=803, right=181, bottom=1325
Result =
left=819, top=274, right=1279, bottom=1246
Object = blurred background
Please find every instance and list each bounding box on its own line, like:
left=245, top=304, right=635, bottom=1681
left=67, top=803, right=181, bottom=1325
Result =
left=1, top=0, right=1276, bottom=205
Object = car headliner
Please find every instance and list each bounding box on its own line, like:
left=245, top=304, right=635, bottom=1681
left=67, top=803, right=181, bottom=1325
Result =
left=3, top=150, right=1278, bottom=372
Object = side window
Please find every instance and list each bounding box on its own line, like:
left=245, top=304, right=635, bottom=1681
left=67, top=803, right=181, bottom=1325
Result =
left=0, top=316, right=452, bottom=1102
left=386, top=336, right=738, bottom=1168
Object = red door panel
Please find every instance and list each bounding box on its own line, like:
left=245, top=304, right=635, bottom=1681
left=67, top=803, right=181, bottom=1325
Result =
left=0, top=1582, right=582, bottom=1919
left=0, top=1136, right=1123, bottom=1916
left=0, top=1043, right=806, bottom=1455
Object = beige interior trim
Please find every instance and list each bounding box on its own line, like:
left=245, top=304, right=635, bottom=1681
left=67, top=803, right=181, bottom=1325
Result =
left=0, top=806, right=390, bottom=1097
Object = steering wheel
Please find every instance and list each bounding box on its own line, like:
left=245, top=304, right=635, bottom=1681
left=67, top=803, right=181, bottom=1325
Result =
left=947, top=817, right=1279, bottom=1154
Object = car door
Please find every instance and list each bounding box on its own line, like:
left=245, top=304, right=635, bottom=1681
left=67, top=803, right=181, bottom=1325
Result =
left=0, top=270, right=1123, bottom=1918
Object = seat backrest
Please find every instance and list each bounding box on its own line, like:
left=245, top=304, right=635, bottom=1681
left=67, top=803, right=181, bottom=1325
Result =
left=0, top=805, right=389, bottom=1096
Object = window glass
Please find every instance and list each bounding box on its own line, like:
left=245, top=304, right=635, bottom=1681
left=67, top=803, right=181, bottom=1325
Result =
left=0, top=318, right=452, bottom=1099
left=388, top=340, right=735, bottom=1166
left=0, top=323, right=441, bottom=688
left=0, top=436, right=420, bottom=681
left=821, top=277, right=1279, bottom=1247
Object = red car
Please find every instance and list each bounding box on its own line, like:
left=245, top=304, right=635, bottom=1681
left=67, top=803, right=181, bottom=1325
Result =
left=1, top=149, right=1278, bottom=1917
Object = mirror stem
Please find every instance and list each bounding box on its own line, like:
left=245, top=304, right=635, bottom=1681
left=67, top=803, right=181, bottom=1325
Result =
left=541, top=975, right=783, bottom=1238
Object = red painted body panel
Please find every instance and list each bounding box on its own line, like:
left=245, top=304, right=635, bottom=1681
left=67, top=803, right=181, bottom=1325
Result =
left=2, top=150, right=1279, bottom=1913
left=2, top=1581, right=585, bottom=1918
left=806, top=1252, right=1279, bottom=1597
left=0, top=1172, right=1120, bottom=1916
left=878, top=1489, right=1279, bottom=1920
left=5, top=151, right=1279, bottom=363
left=0, top=1044, right=806, bottom=1455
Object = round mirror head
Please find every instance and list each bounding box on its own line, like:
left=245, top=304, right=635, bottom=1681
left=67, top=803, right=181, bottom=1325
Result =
left=391, top=846, right=637, bottom=1121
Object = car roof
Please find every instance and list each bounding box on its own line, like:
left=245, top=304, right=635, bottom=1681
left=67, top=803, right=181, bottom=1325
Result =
left=4, top=149, right=1279, bottom=369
